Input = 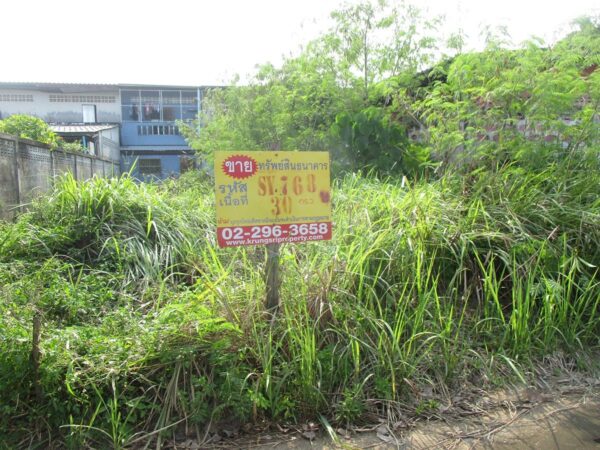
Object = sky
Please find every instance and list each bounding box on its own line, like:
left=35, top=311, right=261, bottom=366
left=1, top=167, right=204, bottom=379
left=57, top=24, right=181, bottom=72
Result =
left=3, top=0, right=598, bottom=86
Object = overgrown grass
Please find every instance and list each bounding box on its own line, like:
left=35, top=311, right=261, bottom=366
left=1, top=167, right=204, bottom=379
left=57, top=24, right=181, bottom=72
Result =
left=0, top=156, right=599, bottom=447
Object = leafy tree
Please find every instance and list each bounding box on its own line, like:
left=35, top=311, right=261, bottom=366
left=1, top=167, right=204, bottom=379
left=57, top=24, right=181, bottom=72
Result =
left=180, top=0, right=439, bottom=175
left=326, top=0, right=439, bottom=100
left=330, top=104, right=432, bottom=175
left=0, top=114, right=59, bottom=148
left=412, top=17, right=600, bottom=173
left=554, top=16, right=600, bottom=68
left=180, top=53, right=350, bottom=160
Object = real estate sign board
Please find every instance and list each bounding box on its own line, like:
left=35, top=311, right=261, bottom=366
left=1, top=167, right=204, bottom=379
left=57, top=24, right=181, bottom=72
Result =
left=214, top=151, right=332, bottom=247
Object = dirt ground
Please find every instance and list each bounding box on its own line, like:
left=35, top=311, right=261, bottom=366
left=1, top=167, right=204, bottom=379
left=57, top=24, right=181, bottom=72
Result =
left=404, top=390, right=600, bottom=449
left=211, top=393, right=600, bottom=449
left=171, top=367, right=600, bottom=450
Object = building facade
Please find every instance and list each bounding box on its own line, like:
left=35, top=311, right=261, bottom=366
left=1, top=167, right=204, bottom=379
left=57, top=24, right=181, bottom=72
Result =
left=0, top=82, right=206, bottom=180
left=118, top=85, right=201, bottom=180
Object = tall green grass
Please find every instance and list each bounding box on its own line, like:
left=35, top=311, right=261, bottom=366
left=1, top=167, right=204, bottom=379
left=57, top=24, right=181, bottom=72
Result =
left=0, top=173, right=213, bottom=284
left=0, top=158, right=599, bottom=447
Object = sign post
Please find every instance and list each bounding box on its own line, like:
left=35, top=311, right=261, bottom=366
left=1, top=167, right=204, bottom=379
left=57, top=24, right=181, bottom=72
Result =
left=214, top=151, right=332, bottom=311
left=265, top=243, right=280, bottom=311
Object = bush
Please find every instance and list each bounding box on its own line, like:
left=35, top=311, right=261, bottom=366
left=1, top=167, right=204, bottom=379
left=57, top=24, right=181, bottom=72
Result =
left=0, top=114, right=59, bottom=147
left=0, top=130, right=598, bottom=447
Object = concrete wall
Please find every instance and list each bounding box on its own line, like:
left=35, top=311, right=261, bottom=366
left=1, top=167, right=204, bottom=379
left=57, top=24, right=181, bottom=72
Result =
left=0, top=133, right=120, bottom=219
left=0, top=88, right=121, bottom=123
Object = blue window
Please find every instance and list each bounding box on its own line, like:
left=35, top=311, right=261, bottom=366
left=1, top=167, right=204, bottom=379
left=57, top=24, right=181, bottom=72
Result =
left=138, top=158, right=162, bottom=177
left=141, top=91, right=160, bottom=121
left=121, top=90, right=140, bottom=121
left=181, top=91, right=198, bottom=120
left=120, top=89, right=198, bottom=123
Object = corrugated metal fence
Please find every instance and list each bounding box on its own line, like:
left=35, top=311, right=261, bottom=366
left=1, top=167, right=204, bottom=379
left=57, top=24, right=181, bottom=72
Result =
left=0, top=132, right=120, bottom=219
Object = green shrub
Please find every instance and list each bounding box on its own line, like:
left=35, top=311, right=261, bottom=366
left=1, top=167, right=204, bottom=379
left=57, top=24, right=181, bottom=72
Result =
left=0, top=152, right=598, bottom=445
left=0, top=114, right=59, bottom=147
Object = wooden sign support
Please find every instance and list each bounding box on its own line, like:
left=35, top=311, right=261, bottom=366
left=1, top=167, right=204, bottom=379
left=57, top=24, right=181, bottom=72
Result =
left=265, top=243, right=281, bottom=312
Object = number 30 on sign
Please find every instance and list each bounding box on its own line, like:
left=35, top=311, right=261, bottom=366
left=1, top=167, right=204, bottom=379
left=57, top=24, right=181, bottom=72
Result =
left=214, top=151, right=332, bottom=247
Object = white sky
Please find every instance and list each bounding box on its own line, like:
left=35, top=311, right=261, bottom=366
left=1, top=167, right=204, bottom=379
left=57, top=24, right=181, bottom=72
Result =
left=3, top=0, right=598, bottom=86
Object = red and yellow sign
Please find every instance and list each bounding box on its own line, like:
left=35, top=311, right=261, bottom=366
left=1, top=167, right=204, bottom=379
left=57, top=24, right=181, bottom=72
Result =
left=215, top=151, right=332, bottom=247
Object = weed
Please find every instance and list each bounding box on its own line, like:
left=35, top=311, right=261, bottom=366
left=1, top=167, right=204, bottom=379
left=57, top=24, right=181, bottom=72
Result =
left=0, top=153, right=599, bottom=446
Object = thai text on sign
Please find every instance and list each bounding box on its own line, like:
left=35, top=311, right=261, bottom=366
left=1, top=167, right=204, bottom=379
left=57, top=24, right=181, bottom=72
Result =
left=214, top=151, right=332, bottom=247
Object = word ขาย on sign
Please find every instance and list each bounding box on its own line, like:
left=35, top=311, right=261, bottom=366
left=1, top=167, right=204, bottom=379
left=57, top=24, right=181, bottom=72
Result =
left=215, top=151, right=332, bottom=247
left=221, top=154, right=257, bottom=179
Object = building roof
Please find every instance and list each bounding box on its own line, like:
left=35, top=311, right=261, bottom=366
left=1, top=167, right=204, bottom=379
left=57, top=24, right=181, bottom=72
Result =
left=0, top=82, right=119, bottom=93
left=50, top=124, right=118, bottom=134
left=0, top=82, right=217, bottom=92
